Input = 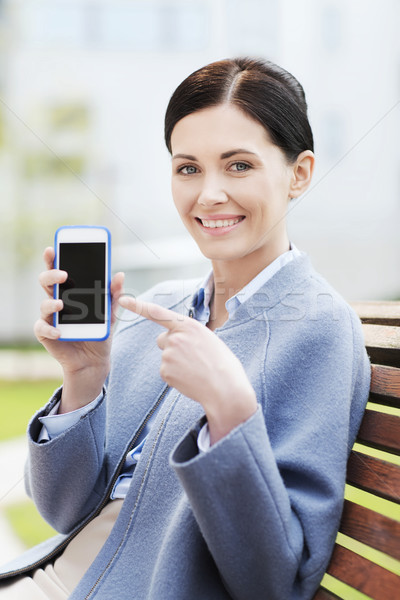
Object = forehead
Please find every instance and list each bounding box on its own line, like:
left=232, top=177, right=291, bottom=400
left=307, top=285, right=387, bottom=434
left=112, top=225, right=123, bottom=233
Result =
left=170, top=104, right=272, bottom=155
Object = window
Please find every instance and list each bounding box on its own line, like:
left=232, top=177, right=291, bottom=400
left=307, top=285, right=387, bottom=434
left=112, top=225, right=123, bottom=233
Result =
left=100, top=1, right=209, bottom=52
left=18, top=0, right=210, bottom=52
left=321, top=4, right=343, bottom=53
left=21, top=2, right=85, bottom=47
left=321, top=111, right=346, bottom=160
left=226, top=0, right=278, bottom=56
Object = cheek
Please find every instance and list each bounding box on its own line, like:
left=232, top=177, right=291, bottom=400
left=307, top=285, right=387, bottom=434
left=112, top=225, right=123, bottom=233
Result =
left=172, top=187, right=192, bottom=219
left=172, top=179, right=200, bottom=212
left=245, top=191, right=267, bottom=218
left=171, top=179, right=179, bottom=202
left=171, top=181, right=184, bottom=208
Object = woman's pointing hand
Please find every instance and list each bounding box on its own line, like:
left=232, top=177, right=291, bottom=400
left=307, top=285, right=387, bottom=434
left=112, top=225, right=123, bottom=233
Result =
left=118, top=296, right=257, bottom=444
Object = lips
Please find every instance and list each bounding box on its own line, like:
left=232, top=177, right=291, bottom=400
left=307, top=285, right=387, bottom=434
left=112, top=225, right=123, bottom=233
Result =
left=194, top=215, right=245, bottom=237
left=196, top=216, right=245, bottom=229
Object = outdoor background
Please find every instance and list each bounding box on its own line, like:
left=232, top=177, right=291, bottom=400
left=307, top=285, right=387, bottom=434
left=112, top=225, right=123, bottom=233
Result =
left=0, top=0, right=399, bottom=342
left=0, top=0, right=399, bottom=596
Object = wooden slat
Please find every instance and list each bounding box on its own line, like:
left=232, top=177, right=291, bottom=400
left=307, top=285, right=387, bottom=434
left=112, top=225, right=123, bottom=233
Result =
left=370, top=364, right=400, bottom=400
left=312, top=588, right=341, bottom=600
left=357, top=409, right=400, bottom=454
left=318, top=302, right=400, bottom=599
left=346, top=451, right=400, bottom=503
left=326, top=544, right=400, bottom=599
left=352, top=301, right=400, bottom=326
left=363, top=325, right=400, bottom=350
left=363, top=325, right=400, bottom=368
left=339, top=499, right=400, bottom=560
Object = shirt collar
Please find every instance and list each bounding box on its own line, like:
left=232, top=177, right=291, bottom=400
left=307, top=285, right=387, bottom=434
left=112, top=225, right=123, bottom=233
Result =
left=191, top=244, right=300, bottom=320
left=191, top=271, right=214, bottom=318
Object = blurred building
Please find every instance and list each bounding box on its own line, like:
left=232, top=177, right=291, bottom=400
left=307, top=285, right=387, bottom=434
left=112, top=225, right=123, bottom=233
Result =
left=0, top=0, right=399, bottom=341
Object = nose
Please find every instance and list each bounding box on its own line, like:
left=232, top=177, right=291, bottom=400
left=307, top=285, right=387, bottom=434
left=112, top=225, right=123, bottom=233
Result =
left=197, top=179, right=229, bottom=207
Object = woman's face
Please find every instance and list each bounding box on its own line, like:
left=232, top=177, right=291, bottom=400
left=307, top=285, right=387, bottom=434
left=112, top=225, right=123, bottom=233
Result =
left=170, top=104, right=297, bottom=272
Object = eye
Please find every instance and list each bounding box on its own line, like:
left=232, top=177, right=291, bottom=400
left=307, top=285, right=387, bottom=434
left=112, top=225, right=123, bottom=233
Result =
left=177, top=165, right=199, bottom=175
left=229, top=161, right=251, bottom=172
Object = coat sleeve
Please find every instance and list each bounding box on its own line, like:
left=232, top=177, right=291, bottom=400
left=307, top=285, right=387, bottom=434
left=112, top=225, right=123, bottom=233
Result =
left=25, top=390, right=108, bottom=534
left=170, top=305, right=371, bottom=600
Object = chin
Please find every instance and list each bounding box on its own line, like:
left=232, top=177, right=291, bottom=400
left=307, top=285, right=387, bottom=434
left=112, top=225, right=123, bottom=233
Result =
left=197, top=246, right=245, bottom=262
left=190, top=233, right=249, bottom=262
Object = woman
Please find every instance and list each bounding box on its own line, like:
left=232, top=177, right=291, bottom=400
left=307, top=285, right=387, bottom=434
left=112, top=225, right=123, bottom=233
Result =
left=0, top=58, right=370, bottom=599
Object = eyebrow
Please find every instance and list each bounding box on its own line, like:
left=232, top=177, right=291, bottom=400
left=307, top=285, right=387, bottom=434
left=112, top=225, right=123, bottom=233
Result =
left=172, top=149, right=258, bottom=161
left=220, top=149, right=258, bottom=159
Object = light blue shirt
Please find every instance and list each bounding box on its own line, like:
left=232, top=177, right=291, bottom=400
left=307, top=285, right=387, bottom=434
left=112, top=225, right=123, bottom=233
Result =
left=39, top=244, right=300, bottom=498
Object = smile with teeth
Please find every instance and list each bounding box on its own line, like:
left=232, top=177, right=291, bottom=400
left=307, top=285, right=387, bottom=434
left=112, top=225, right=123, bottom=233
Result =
left=198, top=217, right=244, bottom=228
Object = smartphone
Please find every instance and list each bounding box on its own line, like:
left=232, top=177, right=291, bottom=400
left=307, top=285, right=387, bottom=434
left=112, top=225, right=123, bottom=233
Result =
left=53, top=226, right=111, bottom=341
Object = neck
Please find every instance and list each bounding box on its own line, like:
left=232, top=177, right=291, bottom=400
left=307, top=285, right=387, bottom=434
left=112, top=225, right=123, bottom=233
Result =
left=207, top=236, right=290, bottom=330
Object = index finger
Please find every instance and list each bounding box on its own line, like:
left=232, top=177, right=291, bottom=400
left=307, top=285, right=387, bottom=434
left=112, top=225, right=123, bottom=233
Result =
left=118, top=295, right=187, bottom=331
left=43, top=246, right=55, bottom=270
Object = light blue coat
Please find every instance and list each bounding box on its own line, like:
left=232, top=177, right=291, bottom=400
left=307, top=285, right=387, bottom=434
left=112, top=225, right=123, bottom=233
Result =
left=0, top=253, right=371, bottom=599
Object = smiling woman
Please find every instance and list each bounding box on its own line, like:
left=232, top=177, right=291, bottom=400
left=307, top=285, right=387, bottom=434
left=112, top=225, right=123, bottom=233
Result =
left=0, top=58, right=371, bottom=600
left=170, top=104, right=314, bottom=293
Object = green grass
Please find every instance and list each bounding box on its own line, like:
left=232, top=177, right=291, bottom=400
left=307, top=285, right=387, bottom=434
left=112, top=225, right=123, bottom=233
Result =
left=5, top=500, right=57, bottom=548
left=0, top=378, right=61, bottom=547
left=0, top=379, right=61, bottom=441
left=0, top=343, right=46, bottom=352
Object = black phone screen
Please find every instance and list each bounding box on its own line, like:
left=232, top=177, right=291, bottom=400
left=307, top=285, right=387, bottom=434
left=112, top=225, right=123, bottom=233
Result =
left=58, top=242, right=106, bottom=325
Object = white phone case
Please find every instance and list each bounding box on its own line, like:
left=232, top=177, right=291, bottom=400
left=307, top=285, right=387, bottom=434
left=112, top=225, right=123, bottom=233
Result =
left=53, top=225, right=111, bottom=341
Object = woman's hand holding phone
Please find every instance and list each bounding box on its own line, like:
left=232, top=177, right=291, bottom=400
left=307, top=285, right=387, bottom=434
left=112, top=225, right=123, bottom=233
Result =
left=34, top=246, right=125, bottom=414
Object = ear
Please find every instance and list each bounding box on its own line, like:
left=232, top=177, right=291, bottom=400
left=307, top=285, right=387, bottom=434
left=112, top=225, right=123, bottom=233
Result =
left=288, top=150, right=315, bottom=199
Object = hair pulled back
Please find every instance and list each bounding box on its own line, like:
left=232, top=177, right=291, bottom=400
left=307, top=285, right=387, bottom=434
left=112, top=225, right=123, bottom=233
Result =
left=164, top=57, right=314, bottom=163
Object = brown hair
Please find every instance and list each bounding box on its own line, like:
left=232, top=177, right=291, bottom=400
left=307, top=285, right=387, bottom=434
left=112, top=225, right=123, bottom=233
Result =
left=164, top=57, right=314, bottom=163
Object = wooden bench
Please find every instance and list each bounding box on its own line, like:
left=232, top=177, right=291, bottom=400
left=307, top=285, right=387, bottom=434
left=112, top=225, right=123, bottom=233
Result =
left=313, top=301, right=400, bottom=600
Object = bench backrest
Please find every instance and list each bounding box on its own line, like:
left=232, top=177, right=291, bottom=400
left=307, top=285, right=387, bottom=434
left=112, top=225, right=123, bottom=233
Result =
left=314, top=301, right=400, bottom=600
